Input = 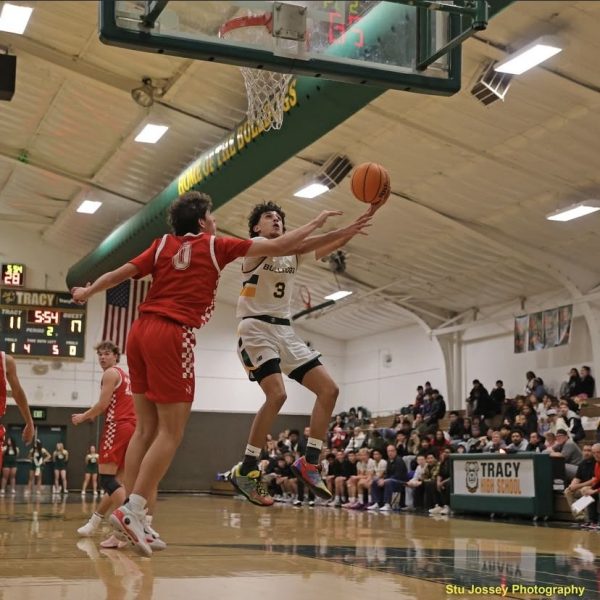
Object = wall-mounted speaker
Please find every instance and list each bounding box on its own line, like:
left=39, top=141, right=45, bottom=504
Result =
left=0, top=54, right=17, bottom=101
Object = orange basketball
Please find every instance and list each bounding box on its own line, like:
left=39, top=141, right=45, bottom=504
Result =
left=350, top=162, right=391, bottom=204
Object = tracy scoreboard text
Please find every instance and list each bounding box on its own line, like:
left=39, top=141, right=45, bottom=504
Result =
left=0, top=288, right=86, bottom=359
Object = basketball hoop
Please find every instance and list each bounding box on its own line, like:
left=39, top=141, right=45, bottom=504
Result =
left=219, top=13, right=294, bottom=131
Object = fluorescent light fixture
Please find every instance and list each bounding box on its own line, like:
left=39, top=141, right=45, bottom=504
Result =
left=294, top=182, right=329, bottom=199
left=547, top=202, right=600, bottom=222
left=134, top=124, right=168, bottom=144
left=77, top=200, right=102, bottom=214
left=495, top=37, right=562, bottom=75
left=0, top=3, right=33, bottom=34
left=324, top=290, right=353, bottom=301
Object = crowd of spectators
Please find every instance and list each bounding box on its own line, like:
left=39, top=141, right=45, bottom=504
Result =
left=253, top=366, right=598, bottom=523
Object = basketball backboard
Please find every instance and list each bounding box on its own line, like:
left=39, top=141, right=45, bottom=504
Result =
left=100, top=1, right=491, bottom=95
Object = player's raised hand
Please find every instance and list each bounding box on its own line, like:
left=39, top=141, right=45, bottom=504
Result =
left=313, top=210, right=343, bottom=228
left=71, top=282, right=91, bottom=304
left=367, top=194, right=389, bottom=216
left=344, top=212, right=373, bottom=236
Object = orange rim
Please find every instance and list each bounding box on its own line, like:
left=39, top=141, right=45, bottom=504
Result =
left=218, top=14, right=273, bottom=38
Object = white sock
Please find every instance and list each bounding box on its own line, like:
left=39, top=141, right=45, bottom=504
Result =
left=91, top=512, right=103, bottom=524
left=349, top=497, right=356, bottom=503
left=244, top=443, right=261, bottom=458
left=335, top=495, right=340, bottom=502
left=127, top=493, right=147, bottom=514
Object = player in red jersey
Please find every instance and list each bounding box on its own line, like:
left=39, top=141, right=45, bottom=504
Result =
left=71, top=191, right=371, bottom=555
left=72, top=342, right=142, bottom=543
left=0, top=351, right=34, bottom=472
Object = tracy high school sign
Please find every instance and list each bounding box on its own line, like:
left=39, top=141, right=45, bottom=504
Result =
left=453, top=457, right=535, bottom=497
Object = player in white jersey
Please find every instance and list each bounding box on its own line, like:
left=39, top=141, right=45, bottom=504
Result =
left=230, top=200, right=385, bottom=505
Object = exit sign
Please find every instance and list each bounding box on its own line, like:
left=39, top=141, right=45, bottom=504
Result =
left=2, top=264, right=25, bottom=287
left=31, top=407, right=47, bottom=421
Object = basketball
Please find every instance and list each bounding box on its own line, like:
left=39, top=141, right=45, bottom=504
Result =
left=350, top=162, right=391, bottom=204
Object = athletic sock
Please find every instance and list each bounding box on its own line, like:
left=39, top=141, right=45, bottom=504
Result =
left=240, top=444, right=261, bottom=476
left=93, top=511, right=103, bottom=520
left=127, top=493, right=147, bottom=514
left=305, top=437, right=323, bottom=465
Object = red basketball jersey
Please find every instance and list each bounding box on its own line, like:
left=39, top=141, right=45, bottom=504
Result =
left=0, top=352, right=6, bottom=419
left=105, top=366, right=136, bottom=425
left=129, top=233, right=252, bottom=328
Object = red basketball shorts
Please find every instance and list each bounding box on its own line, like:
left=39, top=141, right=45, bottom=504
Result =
left=127, top=314, right=196, bottom=404
left=99, top=420, right=135, bottom=468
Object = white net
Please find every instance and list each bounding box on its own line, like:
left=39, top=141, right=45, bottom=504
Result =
left=221, top=16, right=294, bottom=131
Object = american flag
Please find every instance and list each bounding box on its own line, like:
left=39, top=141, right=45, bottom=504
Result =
left=102, top=279, right=151, bottom=350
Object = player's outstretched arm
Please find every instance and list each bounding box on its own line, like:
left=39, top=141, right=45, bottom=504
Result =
left=71, top=263, right=139, bottom=304
left=5, top=355, right=34, bottom=445
left=297, top=211, right=373, bottom=259
left=246, top=210, right=342, bottom=258
left=71, top=368, right=120, bottom=425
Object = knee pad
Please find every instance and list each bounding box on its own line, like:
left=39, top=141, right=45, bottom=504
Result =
left=99, top=474, right=122, bottom=496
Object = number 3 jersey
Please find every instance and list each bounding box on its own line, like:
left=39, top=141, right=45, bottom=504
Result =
left=236, top=240, right=303, bottom=319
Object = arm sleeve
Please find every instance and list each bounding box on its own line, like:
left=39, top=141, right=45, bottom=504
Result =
left=128, top=238, right=162, bottom=278
left=214, top=236, right=253, bottom=269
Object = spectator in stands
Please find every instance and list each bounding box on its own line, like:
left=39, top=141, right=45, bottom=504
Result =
left=344, top=448, right=375, bottom=509
left=543, top=432, right=556, bottom=450
left=359, top=448, right=387, bottom=507
left=544, top=408, right=558, bottom=435
left=417, top=437, right=434, bottom=458
left=564, top=444, right=595, bottom=523
left=561, top=368, right=581, bottom=400
left=424, top=382, right=433, bottom=395
left=550, top=429, right=583, bottom=481
left=484, top=430, right=506, bottom=453
left=419, top=453, right=440, bottom=511
left=525, top=371, right=537, bottom=395
left=448, top=412, right=465, bottom=443
left=526, top=431, right=545, bottom=452
left=429, top=448, right=452, bottom=515
left=466, top=380, right=489, bottom=419
left=395, top=432, right=409, bottom=457
left=412, top=413, right=428, bottom=436
left=287, top=429, right=300, bottom=453
left=577, top=366, right=595, bottom=399
left=514, top=414, right=531, bottom=436
left=364, top=425, right=386, bottom=454
left=404, top=454, right=426, bottom=510
left=330, top=426, right=347, bottom=451
left=325, top=451, right=346, bottom=502
left=489, top=380, right=505, bottom=417
left=506, top=430, right=528, bottom=453
left=558, top=400, right=585, bottom=442
left=579, top=443, right=600, bottom=528
left=531, top=378, right=547, bottom=402
left=367, top=445, right=408, bottom=512
left=521, top=404, right=538, bottom=436
left=432, top=430, right=449, bottom=453
left=424, top=390, right=446, bottom=433
left=345, top=426, right=366, bottom=453
left=345, top=408, right=360, bottom=430
left=329, top=414, right=345, bottom=432
left=333, top=450, right=357, bottom=507
left=412, top=386, right=425, bottom=417
left=322, top=452, right=338, bottom=498
left=398, top=418, right=412, bottom=437
left=407, top=431, right=421, bottom=456
left=297, top=426, right=311, bottom=456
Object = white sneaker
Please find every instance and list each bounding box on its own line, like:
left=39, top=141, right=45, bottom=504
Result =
left=145, top=528, right=167, bottom=551
left=100, top=534, right=129, bottom=549
left=110, top=505, right=152, bottom=557
left=0, top=489, right=5, bottom=496
left=429, top=505, right=443, bottom=515
left=367, top=503, right=380, bottom=511
left=380, top=503, right=392, bottom=512
left=439, top=506, right=451, bottom=515
left=10, top=488, right=16, bottom=495
left=77, top=513, right=102, bottom=537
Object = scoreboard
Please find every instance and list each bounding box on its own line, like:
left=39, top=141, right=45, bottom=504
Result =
left=0, top=288, right=86, bottom=359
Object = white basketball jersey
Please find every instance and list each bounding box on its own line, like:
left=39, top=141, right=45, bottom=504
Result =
left=236, top=238, right=302, bottom=319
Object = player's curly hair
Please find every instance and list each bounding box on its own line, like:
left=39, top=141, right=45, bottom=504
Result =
left=95, top=340, right=121, bottom=362
left=247, top=201, right=286, bottom=238
left=169, top=191, right=213, bottom=236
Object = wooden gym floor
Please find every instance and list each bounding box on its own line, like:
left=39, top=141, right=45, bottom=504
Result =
left=1, top=493, right=599, bottom=600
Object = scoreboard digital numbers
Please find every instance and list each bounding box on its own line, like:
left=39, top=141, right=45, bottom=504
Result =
left=0, top=288, right=86, bottom=359
left=2, top=263, right=25, bottom=287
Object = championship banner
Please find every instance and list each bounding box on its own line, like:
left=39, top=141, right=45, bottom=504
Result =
left=453, top=457, right=535, bottom=497
left=514, top=315, right=528, bottom=354
left=558, top=304, right=573, bottom=346
left=528, top=312, right=544, bottom=352
left=542, top=308, right=559, bottom=349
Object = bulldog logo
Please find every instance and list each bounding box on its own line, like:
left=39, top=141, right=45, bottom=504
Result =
left=465, top=461, right=479, bottom=494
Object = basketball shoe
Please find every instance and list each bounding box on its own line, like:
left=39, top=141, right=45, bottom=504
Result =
left=229, top=463, right=274, bottom=506
left=291, top=456, right=332, bottom=500
left=110, top=505, right=152, bottom=557
left=77, top=512, right=102, bottom=537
